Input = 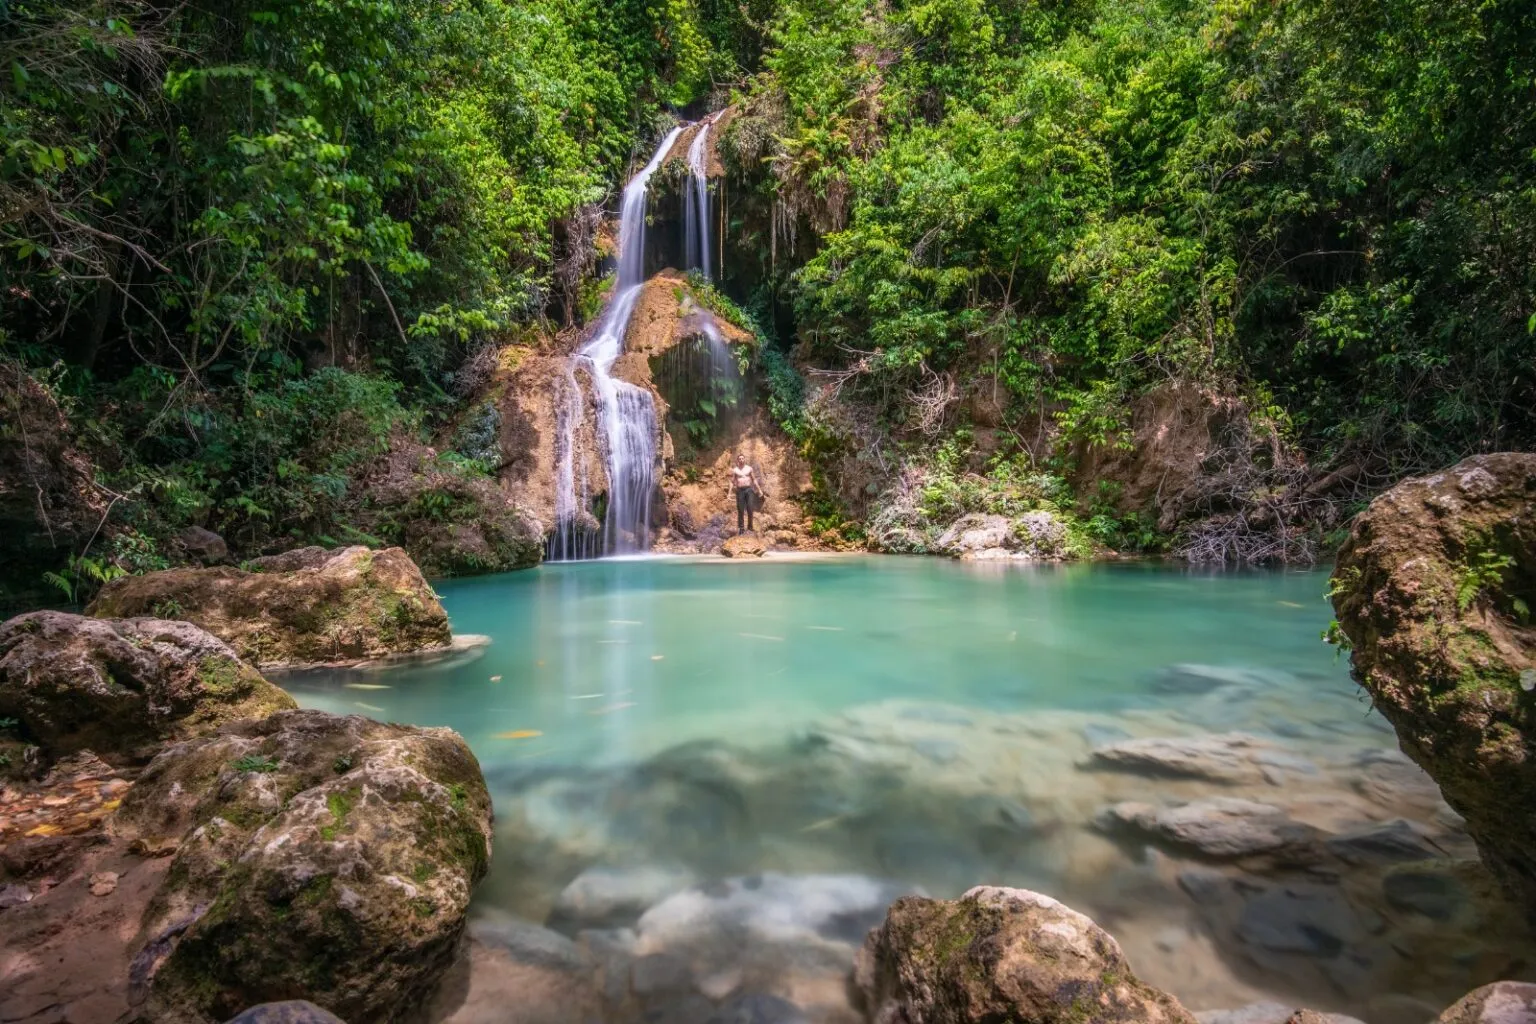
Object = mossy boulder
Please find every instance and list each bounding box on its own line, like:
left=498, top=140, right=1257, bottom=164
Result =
left=1329, top=453, right=1536, bottom=916
left=0, top=611, right=295, bottom=767
left=116, top=709, right=492, bottom=1024
left=855, top=885, right=1197, bottom=1024
left=87, top=545, right=452, bottom=669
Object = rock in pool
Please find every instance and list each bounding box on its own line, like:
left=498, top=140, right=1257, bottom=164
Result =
left=86, top=544, right=452, bottom=669
left=855, top=885, right=1197, bottom=1024
left=722, top=534, right=768, bottom=558
left=1330, top=452, right=1536, bottom=917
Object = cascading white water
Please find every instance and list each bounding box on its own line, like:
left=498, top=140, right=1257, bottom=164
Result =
left=548, top=125, right=684, bottom=559
left=684, top=117, right=714, bottom=280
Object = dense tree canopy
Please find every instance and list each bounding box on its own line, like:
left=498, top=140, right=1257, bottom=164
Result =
left=1, top=0, right=1532, bottom=588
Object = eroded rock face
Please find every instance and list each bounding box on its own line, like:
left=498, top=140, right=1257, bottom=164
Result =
left=0, top=611, right=295, bottom=766
left=116, top=709, right=492, bottom=1024
left=855, top=885, right=1197, bottom=1024
left=1330, top=453, right=1536, bottom=916
left=87, top=546, right=451, bottom=668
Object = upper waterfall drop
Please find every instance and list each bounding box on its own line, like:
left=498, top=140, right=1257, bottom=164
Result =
left=684, top=117, right=714, bottom=281
left=547, top=125, right=684, bottom=560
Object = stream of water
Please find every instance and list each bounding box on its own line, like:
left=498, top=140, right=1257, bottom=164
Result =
left=282, top=557, right=1534, bottom=1024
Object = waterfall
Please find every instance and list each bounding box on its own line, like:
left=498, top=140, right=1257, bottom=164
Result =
left=547, top=125, right=684, bottom=560
left=684, top=118, right=714, bottom=281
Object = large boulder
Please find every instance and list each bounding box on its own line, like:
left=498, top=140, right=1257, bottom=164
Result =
left=855, top=885, right=1197, bottom=1024
left=1435, top=982, right=1536, bottom=1024
left=116, top=709, right=492, bottom=1024
left=1329, top=454, right=1536, bottom=916
left=721, top=533, right=768, bottom=558
left=87, top=546, right=452, bottom=669
left=0, top=611, right=295, bottom=766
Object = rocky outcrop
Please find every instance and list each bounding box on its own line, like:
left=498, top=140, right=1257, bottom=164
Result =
left=855, top=886, right=1197, bottom=1024
left=363, top=439, right=543, bottom=576
left=0, top=611, right=295, bottom=767
left=1329, top=453, right=1536, bottom=916
left=721, top=533, right=767, bottom=558
left=933, top=512, right=1069, bottom=561
left=116, top=709, right=492, bottom=1024
left=87, top=545, right=452, bottom=669
left=223, top=1003, right=346, bottom=1024
left=1434, top=982, right=1536, bottom=1024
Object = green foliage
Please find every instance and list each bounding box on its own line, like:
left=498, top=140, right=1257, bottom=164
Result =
left=1457, top=549, right=1517, bottom=614
left=232, top=754, right=280, bottom=774
left=42, top=554, right=126, bottom=605
left=742, top=0, right=1536, bottom=475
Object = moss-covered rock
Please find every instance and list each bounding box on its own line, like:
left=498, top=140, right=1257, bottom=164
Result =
left=0, top=611, right=295, bottom=767
left=1329, top=453, right=1536, bottom=917
left=87, top=545, right=451, bottom=669
left=117, top=709, right=492, bottom=1024
left=855, top=885, right=1197, bottom=1024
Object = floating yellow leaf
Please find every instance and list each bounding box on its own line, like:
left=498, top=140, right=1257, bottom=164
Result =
left=495, top=730, right=543, bottom=740
left=345, top=683, right=391, bottom=690
left=24, top=823, right=62, bottom=837
left=1278, top=601, right=1304, bottom=608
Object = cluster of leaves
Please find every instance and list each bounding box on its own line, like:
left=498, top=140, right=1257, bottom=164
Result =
left=728, top=0, right=1536, bottom=486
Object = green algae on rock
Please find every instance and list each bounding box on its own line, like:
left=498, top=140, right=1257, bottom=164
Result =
left=1329, top=453, right=1536, bottom=917
left=0, top=611, right=296, bottom=767
left=117, top=709, right=492, bottom=1024
left=87, top=546, right=452, bottom=670
left=855, top=886, right=1198, bottom=1024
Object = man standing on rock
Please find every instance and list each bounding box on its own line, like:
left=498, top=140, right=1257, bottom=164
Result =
left=728, top=452, right=761, bottom=534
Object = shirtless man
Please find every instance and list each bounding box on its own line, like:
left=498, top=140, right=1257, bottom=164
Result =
left=727, top=452, right=760, bottom=533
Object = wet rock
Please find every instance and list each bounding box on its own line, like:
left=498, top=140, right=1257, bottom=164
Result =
left=1324, top=819, right=1441, bottom=866
left=639, top=873, right=913, bottom=953
left=471, top=911, right=589, bottom=972
left=721, top=534, right=767, bottom=558
left=224, top=1003, right=347, bottom=1024
left=1195, top=1005, right=1365, bottom=1024
left=117, top=708, right=492, bottom=1024
left=0, top=611, right=296, bottom=765
left=548, top=864, right=698, bottom=934
left=1381, top=867, right=1463, bottom=921
left=1436, top=981, right=1536, bottom=1024
left=631, top=951, right=695, bottom=996
left=707, top=993, right=810, bottom=1024
left=1097, top=798, right=1320, bottom=860
left=1235, top=884, right=1372, bottom=958
left=1086, top=733, right=1290, bottom=785
left=1329, top=453, right=1536, bottom=916
left=176, top=526, right=229, bottom=565
left=856, top=885, right=1197, bottom=1024
left=89, top=870, right=118, bottom=896
left=88, top=545, right=452, bottom=669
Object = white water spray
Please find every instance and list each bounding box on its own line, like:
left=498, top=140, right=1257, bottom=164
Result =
left=548, top=125, right=684, bottom=559
left=684, top=117, right=714, bottom=280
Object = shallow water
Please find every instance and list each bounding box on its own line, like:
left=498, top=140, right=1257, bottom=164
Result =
left=282, top=557, right=1532, bottom=1024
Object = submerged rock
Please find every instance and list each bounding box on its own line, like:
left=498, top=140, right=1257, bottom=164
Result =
left=1096, top=798, right=1320, bottom=861
left=855, top=886, right=1197, bottom=1024
left=0, top=611, right=295, bottom=765
left=117, top=709, right=492, bottom=1024
left=1329, top=453, right=1536, bottom=916
left=223, top=1003, right=346, bottom=1024
left=87, top=545, right=452, bottom=669
left=1435, top=981, right=1536, bottom=1024
left=1086, top=733, right=1290, bottom=785
left=721, top=533, right=768, bottom=558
